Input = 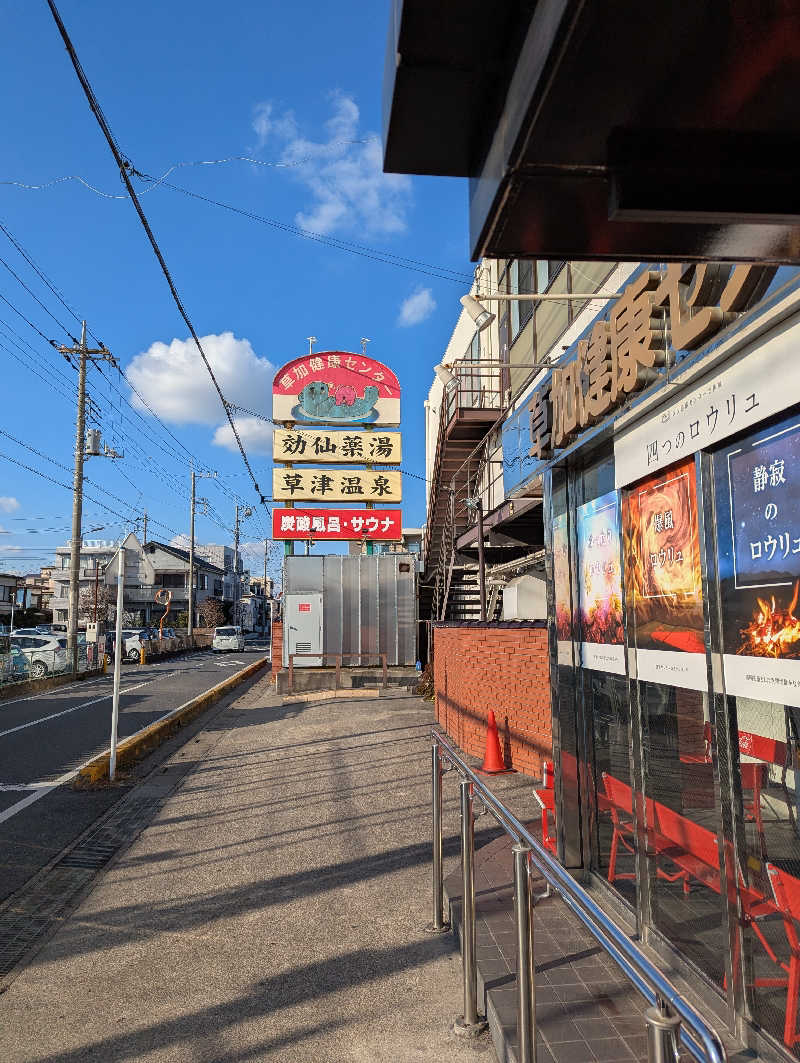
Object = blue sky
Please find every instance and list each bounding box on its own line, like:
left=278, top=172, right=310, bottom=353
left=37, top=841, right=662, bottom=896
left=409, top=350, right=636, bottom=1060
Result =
left=0, top=0, right=472, bottom=579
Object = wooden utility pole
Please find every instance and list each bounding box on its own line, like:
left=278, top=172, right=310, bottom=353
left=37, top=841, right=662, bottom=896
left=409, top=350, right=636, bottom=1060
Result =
left=58, top=322, right=118, bottom=674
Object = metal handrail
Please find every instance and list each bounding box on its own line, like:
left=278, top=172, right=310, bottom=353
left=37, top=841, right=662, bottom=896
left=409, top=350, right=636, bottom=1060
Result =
left=431, top=728, right=727, bottom=1063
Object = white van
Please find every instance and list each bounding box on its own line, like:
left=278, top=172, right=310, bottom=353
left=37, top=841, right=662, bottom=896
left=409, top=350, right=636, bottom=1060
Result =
left=212, top=626, right=245, bottom=653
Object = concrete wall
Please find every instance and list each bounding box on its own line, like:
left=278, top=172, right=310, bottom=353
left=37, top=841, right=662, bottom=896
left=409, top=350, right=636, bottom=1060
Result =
left=433, top=622, right=552, bottom=777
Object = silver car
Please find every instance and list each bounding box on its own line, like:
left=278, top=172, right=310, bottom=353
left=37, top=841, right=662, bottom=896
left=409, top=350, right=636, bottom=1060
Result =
left=10, top=634, right=68, bottom=679
left=212, top=626, right=245, bottom=652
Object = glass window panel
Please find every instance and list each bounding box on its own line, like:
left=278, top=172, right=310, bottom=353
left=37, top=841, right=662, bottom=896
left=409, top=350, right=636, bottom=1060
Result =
left=712, top=411, right=800, bottom=1055
left=536, top=268, right=570, bottom=359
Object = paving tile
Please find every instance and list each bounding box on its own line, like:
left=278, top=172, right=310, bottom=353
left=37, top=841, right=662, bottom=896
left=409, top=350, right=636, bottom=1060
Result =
left=573, top=1016, right=618, bottom=1039
left=547, top=1038, right=596, bottom=1063
left=538, top=1017, right=583, bottom=1043
left=589, top=1037, right=636, bottom=1061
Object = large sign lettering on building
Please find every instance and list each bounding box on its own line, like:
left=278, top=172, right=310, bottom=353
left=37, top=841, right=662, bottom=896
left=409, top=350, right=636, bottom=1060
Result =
left=518, top=264, right=776, bottom=466
left=272, top=508, right=402, bottom=541
left=272, top=352, right=401, bottom=426
left=272, top=468, right=402, bottom=503
left=272, top=428, right=401, bottom=464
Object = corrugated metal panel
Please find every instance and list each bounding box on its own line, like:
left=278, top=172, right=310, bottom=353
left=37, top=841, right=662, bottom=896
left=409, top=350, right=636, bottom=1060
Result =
left=322, top=555, right=343, bottom=657
left=360, top=555, right=379, bottom=663
left=282, top=553, right=417, bottom=666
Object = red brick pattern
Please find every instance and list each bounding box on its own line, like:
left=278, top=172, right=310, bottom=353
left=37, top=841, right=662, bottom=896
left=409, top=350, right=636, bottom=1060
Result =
left=271, top=621, right=283, bottom=680
left=433, top=624, right=552, bottom=778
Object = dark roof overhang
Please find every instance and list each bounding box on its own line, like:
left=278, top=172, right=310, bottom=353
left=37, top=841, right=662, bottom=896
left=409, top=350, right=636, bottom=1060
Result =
left=384, top=1, right=800, bottom=263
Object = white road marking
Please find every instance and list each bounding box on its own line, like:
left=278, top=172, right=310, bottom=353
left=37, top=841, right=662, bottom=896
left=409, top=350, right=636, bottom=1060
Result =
left=0, top=673, right=109, bottom=709
left=0, top=782, right=55, bottom=791
left=0, top=654, right=257, bottom=826
left=0, top=674, right=173, bottom=739
left=0, top=765, right=83, bottom=824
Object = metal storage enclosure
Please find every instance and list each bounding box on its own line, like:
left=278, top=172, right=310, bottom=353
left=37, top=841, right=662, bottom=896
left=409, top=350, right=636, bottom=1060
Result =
left=282, top=554, right=417, bottom=667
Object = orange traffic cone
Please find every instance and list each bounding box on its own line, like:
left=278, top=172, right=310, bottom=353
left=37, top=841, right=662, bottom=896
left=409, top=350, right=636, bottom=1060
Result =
left=477, top=710, right=514, bottom=774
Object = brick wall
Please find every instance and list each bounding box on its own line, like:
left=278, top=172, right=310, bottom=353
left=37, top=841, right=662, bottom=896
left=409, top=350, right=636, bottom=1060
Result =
left=271, top=621, right=282, bottom=680
left=433, top=622, right=552, bottom=777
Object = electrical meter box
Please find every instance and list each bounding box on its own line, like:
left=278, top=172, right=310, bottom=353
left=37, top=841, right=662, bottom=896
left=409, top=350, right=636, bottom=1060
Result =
left=284, top=593, right=323, bottom=667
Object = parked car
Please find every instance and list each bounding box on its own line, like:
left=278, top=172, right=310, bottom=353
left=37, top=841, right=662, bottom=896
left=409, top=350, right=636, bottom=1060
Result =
left=1, top=640, right=31, bottom=682
left=9, top=634, right=68, bottom=679
left=55, top=637, right=89, bottom=668
left=11, top=627, right=50, bottom=636
left=212, top=626, right=245, bottom=653
left=115, top=629, right=151, bottom=662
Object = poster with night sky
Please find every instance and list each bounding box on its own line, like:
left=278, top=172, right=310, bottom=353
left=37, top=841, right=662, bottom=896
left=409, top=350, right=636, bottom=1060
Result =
left=577, top=490, right=625, bottom=675
left=715, top=411, right=800, bottom=707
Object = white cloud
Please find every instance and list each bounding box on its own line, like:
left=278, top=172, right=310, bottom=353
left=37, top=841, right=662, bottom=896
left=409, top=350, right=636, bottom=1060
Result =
left=0, top=497, right=20, bottom=513
left=397, top=287, right=436, bottom=327
left=251, top=91, right=412, bottom=236
left=126, top=333, right=274, bottom=448
left=212, top=416, right=273, bottom=457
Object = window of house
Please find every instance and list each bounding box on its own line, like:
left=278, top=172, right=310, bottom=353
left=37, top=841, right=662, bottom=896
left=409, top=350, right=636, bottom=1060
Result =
left=509, top=259, right=534, bottom=341
left=160, top=572, right=186, bottom=588
left=199, top=574, right=208, bottom=590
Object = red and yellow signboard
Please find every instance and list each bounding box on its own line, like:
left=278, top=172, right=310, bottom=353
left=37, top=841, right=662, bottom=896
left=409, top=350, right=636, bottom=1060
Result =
left=272, top=351, right=401, bottom=426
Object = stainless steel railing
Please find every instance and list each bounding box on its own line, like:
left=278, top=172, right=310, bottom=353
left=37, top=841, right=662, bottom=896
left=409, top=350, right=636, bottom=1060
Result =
left=430, top=729, right=728, bottom=1063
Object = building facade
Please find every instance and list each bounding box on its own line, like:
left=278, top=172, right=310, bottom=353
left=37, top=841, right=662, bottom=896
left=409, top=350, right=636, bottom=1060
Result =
left=0, top=572, right=20, bottom=630
left=424, top=258, right=800, bottom=1060
left=51, top=535, right=226, bottom=629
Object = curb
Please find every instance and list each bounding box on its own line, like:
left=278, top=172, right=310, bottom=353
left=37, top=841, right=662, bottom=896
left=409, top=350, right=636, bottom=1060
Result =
left=281, top=687, right=382, bottom=704
left=74, top=655, right=269, bottom=786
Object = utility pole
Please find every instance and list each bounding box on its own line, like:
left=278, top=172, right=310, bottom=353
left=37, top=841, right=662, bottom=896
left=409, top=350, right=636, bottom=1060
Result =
left=58, top=322, right=118, bottom=675
left=142, top=510, right=148, bottom=546
left=263, top=539, right=268, bottom=635
left=188, top=471, right=196, bottom=639
left=233, top=504, right=240, bottom=627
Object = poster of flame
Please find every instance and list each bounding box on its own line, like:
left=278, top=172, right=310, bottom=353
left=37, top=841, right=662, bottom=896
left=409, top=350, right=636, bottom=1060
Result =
left=623, top=457, right=705, bottom=655
left=714, top=413, right=800, bottom=707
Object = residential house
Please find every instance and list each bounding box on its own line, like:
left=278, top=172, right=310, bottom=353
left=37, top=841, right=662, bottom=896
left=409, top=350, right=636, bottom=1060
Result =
left=0, top=572, right=20, bottom=630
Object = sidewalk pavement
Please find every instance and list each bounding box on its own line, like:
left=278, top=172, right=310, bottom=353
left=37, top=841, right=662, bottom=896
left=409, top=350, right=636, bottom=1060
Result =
left=0, top=679, right=498, bottom=1062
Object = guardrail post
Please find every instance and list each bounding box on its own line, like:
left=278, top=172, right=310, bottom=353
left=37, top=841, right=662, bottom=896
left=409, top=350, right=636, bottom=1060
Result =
left=426, top=737, right=449, bottom=934
left=513, top=843, right=536, bottom=1063
left=288, top=654, right=294, bottom=694
left=335, top=655, right=341, bottom=691
left=382, top=653, right=388, bottom=687
left=644, top=1005, right=681, bottom=1063
left=454, top=778, right=487, bottom=1035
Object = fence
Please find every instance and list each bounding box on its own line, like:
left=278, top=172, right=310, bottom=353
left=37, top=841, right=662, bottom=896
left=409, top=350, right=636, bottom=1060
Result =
left=430, top=728, right=727, bottom=1063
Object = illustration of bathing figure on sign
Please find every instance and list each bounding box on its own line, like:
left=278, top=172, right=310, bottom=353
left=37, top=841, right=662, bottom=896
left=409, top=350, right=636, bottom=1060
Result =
left=294, top=380, right=380, bottom=423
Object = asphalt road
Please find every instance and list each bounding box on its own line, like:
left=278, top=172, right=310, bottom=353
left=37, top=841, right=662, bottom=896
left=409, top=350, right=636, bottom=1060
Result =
left=0, top=641, right=268, bottom=904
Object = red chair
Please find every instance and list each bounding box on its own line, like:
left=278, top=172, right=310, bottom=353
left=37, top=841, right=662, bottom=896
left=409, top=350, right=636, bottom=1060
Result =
left=765, top=864, right=800, bottom=1049
left=601, top=772, right=639, bottom=883
left=533, top=787, right=556, bottom=854
left=740, top=762, right=767, bottom=836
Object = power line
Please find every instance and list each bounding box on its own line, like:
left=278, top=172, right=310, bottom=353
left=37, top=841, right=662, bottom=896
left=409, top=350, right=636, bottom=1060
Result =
left=0, top=252, right=79, bottom=344
left=148, top=177, right=474, bottom=286
left=47, top=0, right=268, bottom=515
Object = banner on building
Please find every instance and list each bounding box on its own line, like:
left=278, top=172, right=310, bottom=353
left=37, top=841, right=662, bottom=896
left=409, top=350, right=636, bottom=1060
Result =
left=614, top=309, right=800, bottom=489
left=272, top=428, right=401, bottom=464
left=576, top=489, right=625, bottom=675
left=272, top=352, right=401, bottom=425
left=272, top=467, right=402, bottom=503
left=714, top=411, right=800, bottom=707
left=272, top=508, right=402, bottom=541
left=623, top=457, right=707, bottom=691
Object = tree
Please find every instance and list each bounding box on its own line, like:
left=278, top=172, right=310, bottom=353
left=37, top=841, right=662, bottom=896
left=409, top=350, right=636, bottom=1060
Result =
left=78, top=584, right=115, bottom=625
left=198, top=596, right=226, bottom=628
